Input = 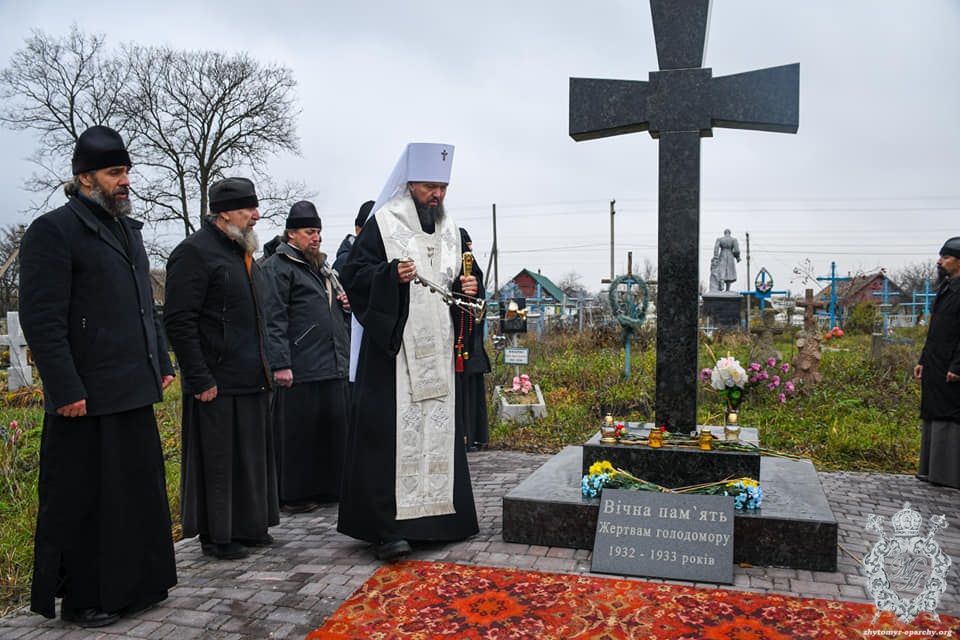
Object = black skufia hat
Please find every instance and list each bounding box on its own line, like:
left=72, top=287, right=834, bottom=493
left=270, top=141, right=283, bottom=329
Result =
left=71, top=125, right=132, bottom=175
left=286, top=201, right=322, bottom=229
left=940, top=237, right=960, bottom=259
left=355, top=200, right=375, bottom=229
left=209, top=177, right=259, bottom=213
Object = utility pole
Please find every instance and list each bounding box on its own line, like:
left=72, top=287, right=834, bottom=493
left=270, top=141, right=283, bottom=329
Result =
left=609, top=199, right=616, bottom=280
left=744, top=231, right=751, bottom=327
left=491, top=203, right=499, bottom=299
left=601, top=199, right=616, bottom=284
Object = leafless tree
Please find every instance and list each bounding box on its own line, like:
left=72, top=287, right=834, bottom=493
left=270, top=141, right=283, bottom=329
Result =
left=557, top=271, right=588, bottom=300
left=891, top=260, right=938, bottom=295
left=0, top=26, right=306, bottom=249
left=0, top=224, right=26, bottom=314
left=120, top=44, right=303, bottom=237
left=0, top=26, right=132, bottom=211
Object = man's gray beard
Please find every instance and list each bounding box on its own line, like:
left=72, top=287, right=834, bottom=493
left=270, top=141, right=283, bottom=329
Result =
left=89, top=181, right=131, bottom=218
left=413, top=198, right=445, bottom=229
left=225, top=222, right=260, bottom=254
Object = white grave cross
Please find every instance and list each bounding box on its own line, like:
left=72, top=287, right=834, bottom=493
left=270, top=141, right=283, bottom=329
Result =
left=0, top=312, right=32, bottom=391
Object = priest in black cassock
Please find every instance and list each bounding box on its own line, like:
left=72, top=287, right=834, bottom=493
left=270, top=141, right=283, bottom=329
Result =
left=456, top=227, right=491, bottom=451
left=164, top=177, right=279, bottom=560
left=261, top=201, right=351, bottom=513
left=20, top=126, right=177, bottom=627
left=338, top=143, right=479, bottom=561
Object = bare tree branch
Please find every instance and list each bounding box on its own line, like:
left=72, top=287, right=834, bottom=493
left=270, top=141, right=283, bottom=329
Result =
left=1, top=26, right=306, bottom=250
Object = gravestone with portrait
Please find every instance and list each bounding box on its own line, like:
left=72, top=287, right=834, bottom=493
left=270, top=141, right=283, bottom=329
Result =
left=503, top=0, right=839, bottom=573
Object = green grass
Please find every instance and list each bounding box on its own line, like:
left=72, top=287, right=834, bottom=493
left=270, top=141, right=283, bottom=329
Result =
left=0, top=381, right=184, bottom=616
left=0, top=325, right=927, bottom=614
left=486, top=324, right=924, bottom=473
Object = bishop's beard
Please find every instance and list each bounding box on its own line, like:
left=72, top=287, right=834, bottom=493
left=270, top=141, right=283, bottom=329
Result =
left=89, top=181, right=132, bottom=218
left=225, top=222, right=260, bottom=254
left=413, top=198, right=445, bottom=232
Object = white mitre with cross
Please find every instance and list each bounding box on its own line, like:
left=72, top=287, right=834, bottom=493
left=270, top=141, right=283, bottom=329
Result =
left=367, top=142, right=455, bottom=221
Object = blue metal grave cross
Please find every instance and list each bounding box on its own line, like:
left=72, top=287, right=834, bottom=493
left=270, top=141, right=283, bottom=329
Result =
left=569, top=0, right=799, bottom=429
left=740, top=267, right=787, bottom=314
left=816, top=261, right=851, bottom=330
left=871, top=276, right=898, bottom=334
left=915, top=279, right=937, bottom=324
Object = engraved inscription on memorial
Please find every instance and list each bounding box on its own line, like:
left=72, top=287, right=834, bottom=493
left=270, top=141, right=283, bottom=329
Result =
left=591, top=489, right=734, bottom=584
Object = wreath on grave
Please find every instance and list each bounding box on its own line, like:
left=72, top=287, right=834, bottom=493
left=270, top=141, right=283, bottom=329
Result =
left=607, top=274, right=650, bottom=342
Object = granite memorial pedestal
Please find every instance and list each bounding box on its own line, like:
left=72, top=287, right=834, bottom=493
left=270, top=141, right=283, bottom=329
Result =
left=503, top=432, right=838, bottom=572
left=702, top=293, right=743, bottom=331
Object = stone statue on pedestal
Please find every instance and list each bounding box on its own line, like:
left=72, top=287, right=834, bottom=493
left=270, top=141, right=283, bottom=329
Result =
left=710, top=229, right=741, bottom=292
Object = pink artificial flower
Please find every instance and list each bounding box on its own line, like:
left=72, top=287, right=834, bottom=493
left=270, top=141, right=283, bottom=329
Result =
left=771, top=375, right=780, bottom=387
left=512, top=376, right=521, bottom=391
left=700, top=368, right=713, bottom=383
left=749, top=363, right=763, bottom=373
left=768, top=382, right=777, bottom=391
left=9, top=421, right=17, bottom=430
left=785, top=381, right=796, bottom=393
left=781, top=362, right=790, bottom=374
left=767, top=357, right=777, bottom=367
left=749, top=375, right=759, bottom=384
left=778, top=393, right=786, bottom=403
left=759, top=371, right=770, bottom=381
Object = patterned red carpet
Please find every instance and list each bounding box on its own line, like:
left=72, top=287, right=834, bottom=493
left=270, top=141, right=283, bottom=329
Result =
left=307, top=561, right=958, bottom=639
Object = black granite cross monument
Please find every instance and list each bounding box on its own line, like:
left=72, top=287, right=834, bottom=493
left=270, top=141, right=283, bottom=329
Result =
left=569, top=0, right=799, bottom=429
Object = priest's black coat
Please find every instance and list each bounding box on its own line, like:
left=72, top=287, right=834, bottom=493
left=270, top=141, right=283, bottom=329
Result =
left=919, top=275, right=960, bottom=421
left=20, top=196, right=177, bottom=617
left=336, top=221, right=478, bottom=545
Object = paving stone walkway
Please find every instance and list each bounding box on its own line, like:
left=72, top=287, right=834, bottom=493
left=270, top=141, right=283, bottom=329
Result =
left=1, top=450, right=957, bottom=638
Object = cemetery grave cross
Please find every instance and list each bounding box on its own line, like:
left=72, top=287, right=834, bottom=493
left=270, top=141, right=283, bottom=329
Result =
left=0, top=311, right=32, bottom=391
left=816, top=261, right=851, bottom=330
left=569, top=0, right=799, bottom=429
left=871, top=276, right=898, bottom=334
left=798, top=288, right=827, bottom=332
left=741, top=267, right=787, bottom=314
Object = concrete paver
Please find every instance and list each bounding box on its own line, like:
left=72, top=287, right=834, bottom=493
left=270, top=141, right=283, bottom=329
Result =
left=1, top=450, right=958, bottom=638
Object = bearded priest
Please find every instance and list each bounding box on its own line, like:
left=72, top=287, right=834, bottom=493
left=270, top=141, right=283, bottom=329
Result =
left=337, top=143, right=479, bottom=561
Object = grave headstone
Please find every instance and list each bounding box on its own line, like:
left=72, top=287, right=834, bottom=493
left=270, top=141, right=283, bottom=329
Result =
left=569, top=0, right=799, bottom=429
left=749, top=308, right=783, bottom=364
left=0, top=312, right=32, bottom=391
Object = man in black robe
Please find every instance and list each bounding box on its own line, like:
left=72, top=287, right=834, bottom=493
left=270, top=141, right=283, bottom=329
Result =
left=20, top=125, right=177, bottom=627
left=261, top=201, right=351, bottom=513
left=456, top=228, right=491, bottom=451
left=164, top=177, right=279, bottom=560
left=338, top=143, right=479, bottom=561
left=915, top=236, right=960, bottom=488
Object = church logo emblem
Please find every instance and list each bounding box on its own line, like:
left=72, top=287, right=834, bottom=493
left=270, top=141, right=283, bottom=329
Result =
left=863, top=502, right=950, bottom=624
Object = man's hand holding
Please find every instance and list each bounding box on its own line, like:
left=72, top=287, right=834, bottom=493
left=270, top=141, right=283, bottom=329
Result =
left=461, top=275, right=478, bottom=297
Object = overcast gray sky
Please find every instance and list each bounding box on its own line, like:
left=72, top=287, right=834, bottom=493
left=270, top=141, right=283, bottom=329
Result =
left=1, top=0, right=958, bottom=295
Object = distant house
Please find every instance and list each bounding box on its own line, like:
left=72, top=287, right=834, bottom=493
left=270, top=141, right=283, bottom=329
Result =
left=496, top=269, right=576, bottom=318
left=815, top=271, right=905, bottom=315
